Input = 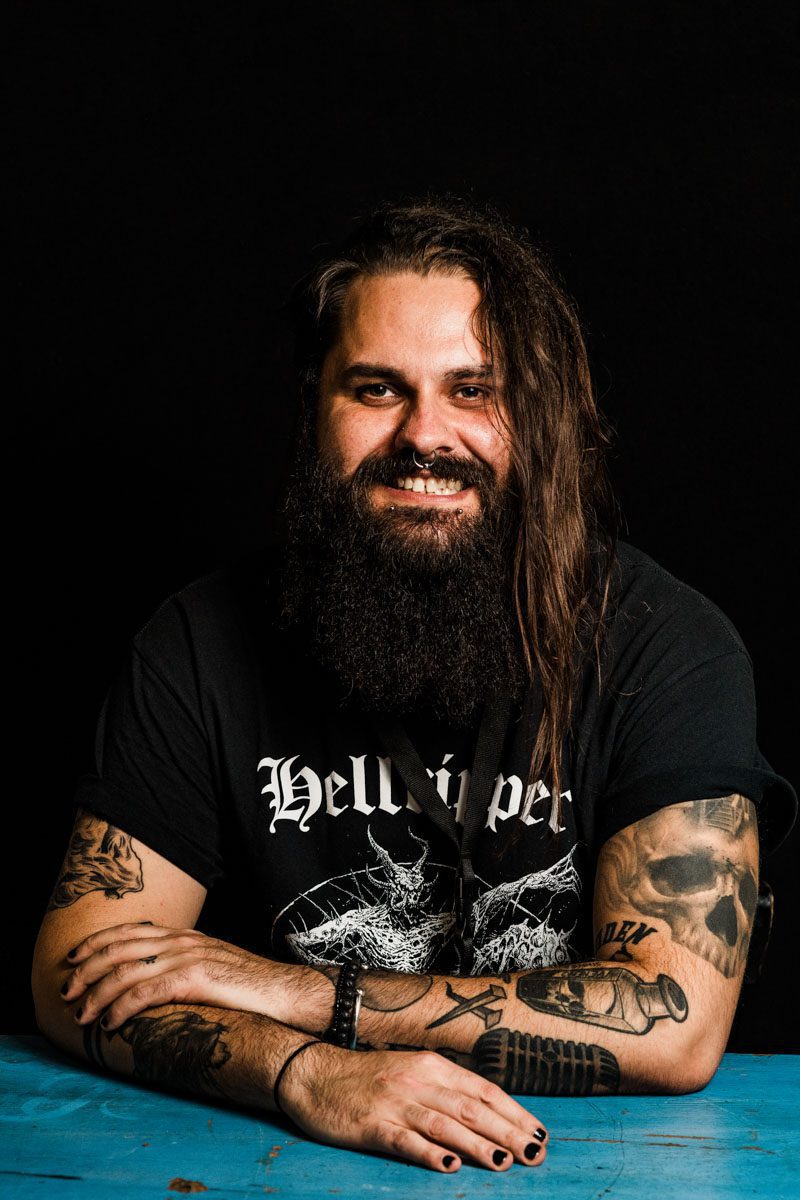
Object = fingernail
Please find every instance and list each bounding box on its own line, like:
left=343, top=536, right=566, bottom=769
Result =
left=492, top=1149, right=507, bottom=1166
left=100, top=1015, right=109, bottom=1029
left=524, top=1142, right=541, bottom=1159
left=74, top=1006, right=83, bottom=1021
left=533, top=1127, right=546, bottom=1141
left=442, top=1155, right=455, bottom=1169
left=66, top=947, right=78, bottom=960
left=60, top=981, right=69, bottom=996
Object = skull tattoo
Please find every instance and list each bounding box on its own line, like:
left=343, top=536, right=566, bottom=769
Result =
left=600, top=796, right=758, bottom=978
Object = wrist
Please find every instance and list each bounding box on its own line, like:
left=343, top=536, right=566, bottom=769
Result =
left=277, top=963, right=337, bottom=1032
left=275, top=1039, right=347, bottom=1116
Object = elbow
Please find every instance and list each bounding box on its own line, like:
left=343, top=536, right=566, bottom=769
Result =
left=30, top=946, right=72, bottom=1052
left=651, top=1030, right=724, bottom=1095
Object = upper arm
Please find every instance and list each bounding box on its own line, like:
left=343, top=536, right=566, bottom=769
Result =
left=592, top=794, right=759, bottom=1070
left=32, top=806, right=207, bottom=1026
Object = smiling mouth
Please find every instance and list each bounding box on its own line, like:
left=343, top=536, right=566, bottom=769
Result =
left=388, top=475, right=466, bottom=496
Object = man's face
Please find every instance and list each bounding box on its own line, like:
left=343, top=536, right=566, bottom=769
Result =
left=316, top=270, right=513, bottom=530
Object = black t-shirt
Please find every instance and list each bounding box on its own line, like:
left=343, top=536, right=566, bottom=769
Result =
left=72, top=541, right=797, bottom=975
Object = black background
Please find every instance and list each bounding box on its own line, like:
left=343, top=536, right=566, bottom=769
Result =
left=9, top=2, right=798, bottom=1050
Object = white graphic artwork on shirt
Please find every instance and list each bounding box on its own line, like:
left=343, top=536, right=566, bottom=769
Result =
left=470, top=846, right=582, bottom=973
left=272, top=828, right=581, bottom=974
left=278, top=827, right=454, bottom=972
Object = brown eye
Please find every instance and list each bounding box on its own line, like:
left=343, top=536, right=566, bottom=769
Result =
left=648, top=854, right=717, bottom=895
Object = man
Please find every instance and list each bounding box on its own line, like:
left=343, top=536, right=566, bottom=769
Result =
left=32, top=198, right=795, bottom=1175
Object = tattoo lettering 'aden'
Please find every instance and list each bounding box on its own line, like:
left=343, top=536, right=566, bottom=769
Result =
left=516, top=965, right=688, bottom=1035
left=595, top=919, right=657, bottom=962
left=47, top=812, right=143, bottom=911
left=597, top=794, right=758, bottom=978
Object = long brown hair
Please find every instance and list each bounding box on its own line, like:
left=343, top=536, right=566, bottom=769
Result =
left=284, top=194, right=620, bottom=830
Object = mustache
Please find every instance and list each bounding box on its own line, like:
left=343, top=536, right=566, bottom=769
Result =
left=348, top=450, right=497, bottom=491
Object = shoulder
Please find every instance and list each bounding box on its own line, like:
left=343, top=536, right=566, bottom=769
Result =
left=605, top=540, right=750, bottom=667
left=129, top=545, right=284, bottom=667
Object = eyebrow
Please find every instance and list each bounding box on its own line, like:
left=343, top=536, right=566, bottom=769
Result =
left=337, top=361, right=498, bottom=388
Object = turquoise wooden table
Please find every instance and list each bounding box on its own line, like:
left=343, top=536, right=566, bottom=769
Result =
left=1, top=1035, right=797, bottom=1198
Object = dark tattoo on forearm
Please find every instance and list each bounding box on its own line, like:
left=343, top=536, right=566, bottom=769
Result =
left=102, top=1011, right=232, bottom=1095
left=426, top=981, right=506, bottom=1030
left=470, top=1028, right=620, bottom=1095
left=311, top=964, right=434, bottom=1013
left=597, top=794, right=758, bottom=978
left=594, top=919, right=657, bottom=961
left=517, top=965, right=688, bottom=1034
left=359, top=972, right=433, bottom=1012
left=47, top=814, right=143, bottom=910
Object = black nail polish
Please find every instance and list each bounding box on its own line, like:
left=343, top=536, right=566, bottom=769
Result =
left=442, top=1155, right=455, bottom=1169
left=100, top=1015, right=109, bottom=1029
left=60, top=981, right=68, bottom=996
left=74, top=1006, right=83, bottom=1020
left=524, top=1142, right=541, bottom=1159
left=66, top=947, right=77, bottom=959
left=533, top=1127, right=546, bottom=1141
left=492, top=1150, right=507, bottom=1166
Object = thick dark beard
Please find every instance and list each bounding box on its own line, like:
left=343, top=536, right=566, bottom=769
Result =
left=277, top=439, right=526, bottom=728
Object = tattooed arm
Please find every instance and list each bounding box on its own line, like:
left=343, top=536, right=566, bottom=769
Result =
left=32, top=807, right=334, bottom=1110
left=293, top=795, right=758, bottom=1096
left=31, top=807, right=550, bottom=1174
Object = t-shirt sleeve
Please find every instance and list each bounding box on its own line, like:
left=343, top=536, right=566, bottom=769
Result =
left=597, top=647, right=797, bottom=856
left=72, top=600, right=227, bottom=889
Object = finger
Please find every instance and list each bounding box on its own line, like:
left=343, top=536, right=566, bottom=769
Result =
left=62, top=933, right=197, bottom=999
left=372, top=1122, right=462, bottom=1174
left=71, top=955, right=187, bottom=1026
left=66, top=923, right=175, bottom=964
left=98, top=966, right=201, bottom=1029
left=403, top=1101, right=516, bottom=1172
left=424, top=1084, right=546, bottom=1166
left=443, top=1059, right=549, bottom=1145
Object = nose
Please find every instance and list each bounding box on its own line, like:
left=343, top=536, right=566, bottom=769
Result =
left=393, top=393, right=454, bottom=461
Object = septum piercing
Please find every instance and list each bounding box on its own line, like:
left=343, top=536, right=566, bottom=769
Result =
left=412, top=450, right=437, bottom=470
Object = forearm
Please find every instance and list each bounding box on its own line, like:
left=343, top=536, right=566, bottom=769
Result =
left=303, top=954, right=716, bottom=1097
left=34, top=970, right=338, bottom=1113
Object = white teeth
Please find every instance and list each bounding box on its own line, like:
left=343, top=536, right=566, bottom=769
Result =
left=394, top=476, right=465, bottom=495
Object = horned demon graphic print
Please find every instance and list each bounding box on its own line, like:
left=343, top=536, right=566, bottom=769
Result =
left=272, top=827, right=582, bottom=974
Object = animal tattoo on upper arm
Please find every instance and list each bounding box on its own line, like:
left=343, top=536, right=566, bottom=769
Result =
left=46, top=812, right=144, bottom=911
left=596, top=794, right=758, bottom=977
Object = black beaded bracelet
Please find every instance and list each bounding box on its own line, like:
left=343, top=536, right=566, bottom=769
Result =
left=273, top=1039, right=323, bottom=1116
left=328, top=961, right=365, bottom=1049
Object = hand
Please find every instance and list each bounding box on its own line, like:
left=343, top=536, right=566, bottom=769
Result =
left=281, top=1041, right=549, bottom=1174
left=60, top=922, right=311, bottom=1030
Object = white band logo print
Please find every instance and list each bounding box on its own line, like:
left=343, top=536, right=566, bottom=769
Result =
left=257, top=750, right=574, bottom=835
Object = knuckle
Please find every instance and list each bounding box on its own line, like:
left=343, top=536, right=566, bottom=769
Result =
left=418, top=1050, right=441, bottom=1070
left=478, top=1081, right=502, bottom=1105
left=458, top=1099, right=481, bottom=1125
left=425, top=1113, right=449, bottom=1141
left=109, top=962, right=132, bottom=983
left=383, top=1123, right=407, bottom=1152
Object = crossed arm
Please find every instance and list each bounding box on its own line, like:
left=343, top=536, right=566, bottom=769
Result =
left=32, top=794, right=758, bottom=1170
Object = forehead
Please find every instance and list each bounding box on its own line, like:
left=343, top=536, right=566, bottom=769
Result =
left=324, top=270, right=491, bottom=374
